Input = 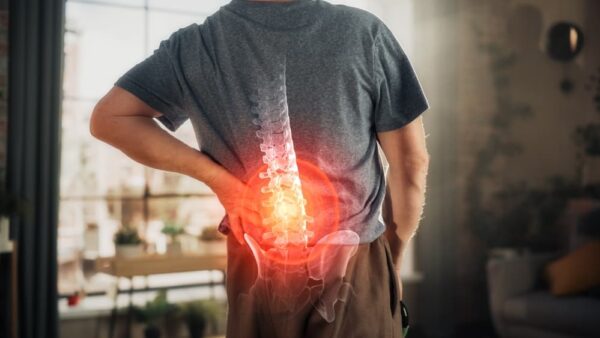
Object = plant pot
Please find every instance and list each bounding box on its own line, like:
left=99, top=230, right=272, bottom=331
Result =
left=116, top=244, right=144, bottom=258
left=167, top=241, right=182, bottom=256
left=199, top=240, right=226, bottom=256
left=144, top=325, right=161, bottom=338
left=187, top=315, right=207, bottom=338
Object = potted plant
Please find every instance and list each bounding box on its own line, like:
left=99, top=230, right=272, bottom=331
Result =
left=183, top=299, right=223, bottom=338
left=133, top=290, right=179, bottom=338
left=114, top=226, right=144, bottom=258
left=472, top=177, right=581, bottom=255
left=198, top=226, right=226, bottom=255
left=161, top=221, right=186, bottom=255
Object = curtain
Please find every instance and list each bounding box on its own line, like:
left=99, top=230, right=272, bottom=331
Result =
left=7, top=0, right=65, bottom=337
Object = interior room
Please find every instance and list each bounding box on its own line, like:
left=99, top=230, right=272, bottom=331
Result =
left=1, top=0, right=599, bottom=337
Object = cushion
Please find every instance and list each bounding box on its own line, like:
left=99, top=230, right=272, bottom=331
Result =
left=503, top=291, right=600, bottom=337
left=544, top=240, right=600, bottom=296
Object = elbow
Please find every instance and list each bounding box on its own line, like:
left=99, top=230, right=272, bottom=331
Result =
left=409, top=154, right=430, bottom=182
left=406, top=156, right=430, bottom=187
left=89, top=109, right=100, bottom=139
left=89, top=102, right=111, bottom=141
left=403, top=152, right=430, bottom=172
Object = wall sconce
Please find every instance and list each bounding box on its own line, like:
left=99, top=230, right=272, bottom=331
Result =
left=547, top=21, right=585, bottom=62
left=546, top=22, right=585, bottom=94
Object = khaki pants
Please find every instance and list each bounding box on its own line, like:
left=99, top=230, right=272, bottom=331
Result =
left=225, top=234, right=404, bottom=338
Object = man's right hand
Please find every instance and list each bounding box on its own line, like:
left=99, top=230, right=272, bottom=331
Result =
left=206, top=168, right=261, bottom=245
left=90, top=86, right=261, bottom=246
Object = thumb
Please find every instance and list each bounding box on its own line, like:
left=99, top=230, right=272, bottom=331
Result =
left=229, top=215, right=246, bottom=246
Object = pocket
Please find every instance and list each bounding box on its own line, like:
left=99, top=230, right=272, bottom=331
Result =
left=381, top=236, right=401, bottom=316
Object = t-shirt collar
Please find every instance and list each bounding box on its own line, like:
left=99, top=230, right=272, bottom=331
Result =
left=225, top=0, right=320, bottom=30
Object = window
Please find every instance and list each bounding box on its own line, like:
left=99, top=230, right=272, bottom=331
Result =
left=59, top=0, right=230, bottom=296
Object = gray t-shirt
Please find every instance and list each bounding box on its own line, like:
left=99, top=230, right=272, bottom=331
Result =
left=115, top=0, right=429, bottom=244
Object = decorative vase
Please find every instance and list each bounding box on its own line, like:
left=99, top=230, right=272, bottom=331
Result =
left=115, top=244, right=144, bottom=258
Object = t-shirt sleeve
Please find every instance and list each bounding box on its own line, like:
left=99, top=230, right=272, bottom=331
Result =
left=114, top=26, right=192, bottom=132
left=372, top=23, right=429, bottom=132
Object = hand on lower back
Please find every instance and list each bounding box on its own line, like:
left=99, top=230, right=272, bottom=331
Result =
left=207, top=169, right=261, bottom=245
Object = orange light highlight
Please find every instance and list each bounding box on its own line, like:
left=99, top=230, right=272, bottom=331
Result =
left=240, top=158, right=340, bottom=265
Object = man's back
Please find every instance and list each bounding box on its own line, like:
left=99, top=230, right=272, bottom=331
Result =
left=115, top=0, right=428, bottom=243
left=92, top=2, right=429, bottom=337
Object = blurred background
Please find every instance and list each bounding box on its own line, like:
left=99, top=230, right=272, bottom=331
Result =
left=1, top=0, right=599, bottom=338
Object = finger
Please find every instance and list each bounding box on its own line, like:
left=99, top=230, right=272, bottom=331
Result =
left=240, top=206, right=262, bottom=227
left=229, top=214, right=245, bottom=246
left=243, top=198, right=260, bottom=213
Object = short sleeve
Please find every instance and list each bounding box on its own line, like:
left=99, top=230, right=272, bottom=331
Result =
left=372, top=23, right=429, bottom=132
left=115, top=26, right=193, bottom=131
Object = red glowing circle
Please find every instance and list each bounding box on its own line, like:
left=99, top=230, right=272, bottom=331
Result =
left=238, top=158, right=340, bottom=265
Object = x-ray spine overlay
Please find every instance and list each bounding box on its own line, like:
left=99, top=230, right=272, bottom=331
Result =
left=242, top=59, right=360, bottom=323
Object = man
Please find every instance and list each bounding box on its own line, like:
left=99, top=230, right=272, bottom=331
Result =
left=90, top=0, right=429, bottom=337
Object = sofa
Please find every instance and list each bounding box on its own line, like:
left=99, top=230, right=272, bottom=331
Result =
left=487, top=252, right=600, bottom=338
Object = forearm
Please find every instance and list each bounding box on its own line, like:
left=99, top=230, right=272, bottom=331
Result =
left=383, top=158, right=428, bottom=271
left=90, top=87, right=258, bottom=245
left=91, top=113, right=226, bottom=186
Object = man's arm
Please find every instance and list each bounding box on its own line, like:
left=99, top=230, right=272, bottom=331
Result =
left=90, top=86, right=256, bottom=244
left=377, top=116, right=429, bottom=282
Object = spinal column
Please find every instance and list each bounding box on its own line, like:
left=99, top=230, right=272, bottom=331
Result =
left=250, top=65, right=313, bottom=249
left=243, top=61, right=361, bottom=323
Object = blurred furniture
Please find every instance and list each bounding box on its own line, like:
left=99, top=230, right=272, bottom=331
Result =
left=96, top=253, right=226, bottom=278
left=487, top=252, right=600, bottom=338
left=96, top=253, right=227, bottom=338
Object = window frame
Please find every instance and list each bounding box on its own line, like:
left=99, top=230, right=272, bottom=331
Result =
left=59, top=0, right=225, bottom=297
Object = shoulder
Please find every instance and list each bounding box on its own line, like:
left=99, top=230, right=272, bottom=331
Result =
left=168, top=22, right=202, bottom=41
left=319, top=1, right=387, bottom=37
left=156, top=23, right=206, bottom=55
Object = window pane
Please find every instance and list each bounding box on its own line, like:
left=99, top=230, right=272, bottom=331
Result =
left=61, top=99, right=147, bottom=198
left=58, top=197, right=225, bottom=294
left=68, top=0, right=145, bottom=7
left=58, top=198, right=145, bottom=294
left=145, top=196, right=225, bottom=254
left=147, top=196, right=224, bottom=236
left=59, top=199, right=146, bottom=257
left=64, top=2, right=145, bottom=99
